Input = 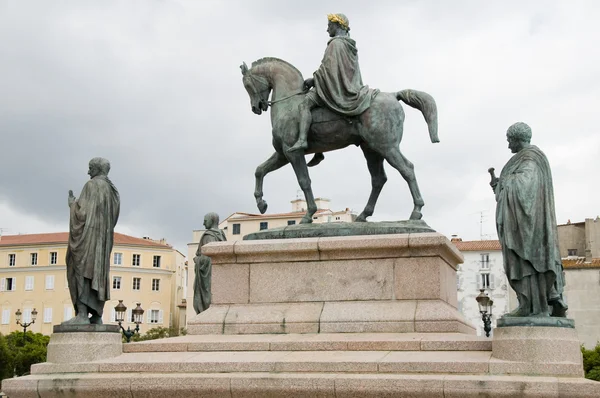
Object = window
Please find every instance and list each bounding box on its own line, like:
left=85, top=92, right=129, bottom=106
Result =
left=568, top=249, right=577, bottom=256
left=114, top=252, right=123, bottom=265
left=480, top=254, right=490, bottom=269
left=313, top=216, right=318, bottom=220
left=148, top=309, right=163, bottom=324
left=63, top=306, right=73, bottom=321
left=153, top=255, right=161, bottom=268
left=43, top=308, right=53, bottom=323
left=232, top=223, right=241, bottom=235
left=259, top=222, right=268, bottom=230
left=112, top=276, right=122, bottom=290
left=1, top=309, right=10, bottom=324
left=152, top=278, right=160, bottom=291
left=132, top=277, right=141, bottom=291
left=50, top=251, right=58, bottom=265
left=132, top=254, right=140, bottom=266
left=8, top=253, right=16, bottom=266
left=0, top=277, right=16, bottom=291
left=25, top=276, right=34, bottom=291
left=287, top=220, right=296, bottom=226
left=45, top=275, right=55, bottom=290
left=23, top=308, right=32, bottom=323
left=478, top=273, right=495, bottom=290
left=335, top=216, right=340, bottom=220
left=30, top=253, right=38, bottom=266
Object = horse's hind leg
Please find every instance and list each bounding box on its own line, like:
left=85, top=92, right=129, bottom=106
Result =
left=254, top=151, right=289, bottom=214
left=356, top=144, right=387, bottom=222
left=287, top=152, right=317, bottom=223
left=384, top=147, right=424, bottom=220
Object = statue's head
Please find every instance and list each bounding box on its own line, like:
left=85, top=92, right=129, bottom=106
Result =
left=506, top=122, right=532, bottom=153
left=203, top=212, right=219, bottom=230
left=88, top=157, right=111, bottom=178
left=240, top=61, right=270, bottom=115
left=327, top=14, right=350, bottom=36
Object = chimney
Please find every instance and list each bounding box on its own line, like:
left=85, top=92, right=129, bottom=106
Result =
left=450, top=234, right=462, bottom=242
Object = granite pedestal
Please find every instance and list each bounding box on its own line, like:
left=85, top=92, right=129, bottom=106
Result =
left=187, top=232, right=475, bottom=335
left=47, top=324, right=122, bottom=364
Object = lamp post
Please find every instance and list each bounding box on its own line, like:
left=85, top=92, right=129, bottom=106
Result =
left=15, top=308, right=38, bottom=334
left=115, top=300, right=144, bottom=342
left=475, top=289, right=493, bottom=337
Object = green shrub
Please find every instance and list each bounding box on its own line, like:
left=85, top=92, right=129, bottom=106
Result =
left=127, top=326, right=186, bottom=343
left=582, top=343, right=600, bottom=381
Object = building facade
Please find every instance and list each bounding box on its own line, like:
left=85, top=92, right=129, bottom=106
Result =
left=0, top=232, right=185, bottom=335
left=558, top=217, right=600, bottom=348
left=453, top=238, right=513, bottom=337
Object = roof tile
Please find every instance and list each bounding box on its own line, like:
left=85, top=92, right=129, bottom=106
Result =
left=0, top=232, right=171, bottom=249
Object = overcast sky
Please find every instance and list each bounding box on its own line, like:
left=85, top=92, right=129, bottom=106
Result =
left=1, top=1, right=599, bottom=253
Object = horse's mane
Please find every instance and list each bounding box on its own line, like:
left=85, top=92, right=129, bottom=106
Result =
left=251, top=57, right=302, bottom=77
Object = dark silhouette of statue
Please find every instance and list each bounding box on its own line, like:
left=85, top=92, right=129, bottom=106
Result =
left=490, top=122, right=567, bottom=318
left=193, top=213, right=227, bottom=314
left=64, top=157, right=120, bottom=325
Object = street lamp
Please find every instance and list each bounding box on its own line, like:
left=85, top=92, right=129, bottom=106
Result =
left=15, top=308, right=38, bottom=334
left=114, top=300, right=144, bottom=342
left=476, top=289, right=494, bottom=337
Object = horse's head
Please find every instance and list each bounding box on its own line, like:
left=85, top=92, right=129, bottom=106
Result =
left=240, top=62, right=270, bottom=115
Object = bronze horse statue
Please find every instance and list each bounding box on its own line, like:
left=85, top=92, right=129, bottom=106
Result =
left=241, top=57, right=438, bottom=223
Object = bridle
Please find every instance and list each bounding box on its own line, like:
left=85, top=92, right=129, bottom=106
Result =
left=247, top=73, right=306, bottom=107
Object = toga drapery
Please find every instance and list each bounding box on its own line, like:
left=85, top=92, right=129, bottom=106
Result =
left=66, top=175, right=120, bottom=317
left=313, top=36, right=377, bottom=116
left=193, top=228, right=227, bottom=314
left=495, top=145, right=565, bottom=315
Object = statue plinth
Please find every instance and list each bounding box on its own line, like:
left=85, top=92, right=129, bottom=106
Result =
left=46, top=324, right=122, bottom=364
left=244, top=220, right=435, bottom=240
left=189, top=232, right=473, bottom=335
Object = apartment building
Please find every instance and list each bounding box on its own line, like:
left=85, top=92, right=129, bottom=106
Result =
left=0, top=232, right=185, bottom=335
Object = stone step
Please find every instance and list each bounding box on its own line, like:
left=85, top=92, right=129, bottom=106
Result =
left=32, top=350, right=494, bottom=375
left=5, top=372, right=600, bottom=397
left=122, top=332, right=492, bottom=353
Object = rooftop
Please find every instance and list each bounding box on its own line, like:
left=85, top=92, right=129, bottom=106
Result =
left=0, top=232, right=172, bottom=249
left=562, top=257, right=600, bottom=269
left=452, top=240, right=502, bottom=251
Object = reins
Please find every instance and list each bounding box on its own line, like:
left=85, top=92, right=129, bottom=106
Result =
left=248, top=73, right=305, bottom=106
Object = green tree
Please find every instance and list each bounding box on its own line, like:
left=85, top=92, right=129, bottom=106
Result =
left=4, top=331, right=50, bottom=378
left=0, top=333, right=15, bottom=382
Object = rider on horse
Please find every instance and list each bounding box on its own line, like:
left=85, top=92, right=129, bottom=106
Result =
left=287, top=14, right=379, bottom=163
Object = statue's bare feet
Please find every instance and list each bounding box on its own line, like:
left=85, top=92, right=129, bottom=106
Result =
left=90, top=314, right=103, bottom=325
left=287, top=140, right=308, bottom=153
left=62, top=314, right=91, bottom=325
left=307, top=153, right=325, bottom=167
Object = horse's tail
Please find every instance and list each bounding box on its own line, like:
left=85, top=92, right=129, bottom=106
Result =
left=396, top=89, right=439, bottom=143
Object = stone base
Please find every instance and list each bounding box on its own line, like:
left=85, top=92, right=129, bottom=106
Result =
left=497, top=316, right=575, bottom=328
left=492, top=326, right=583, bottom=377
left=54, top=323, right=121, bottom=333
left=189, top=233, right=472, bottom=335
left=244, top=220, right=435, bottom=240
left=47, top=331, right=122, bottom=364
left=188, top=300, right=475, bottom=335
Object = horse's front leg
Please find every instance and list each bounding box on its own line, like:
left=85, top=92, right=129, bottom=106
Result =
left=254, top=151, right=289, bottom=214
left=287, top=152, right=317, bottom=223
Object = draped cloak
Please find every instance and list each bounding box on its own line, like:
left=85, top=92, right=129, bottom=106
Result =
left=193, top=228, right=227, bottom=314
left=313, top=36, right=377, bottom=116
left=495, top=145, right=564, bottom=312
left=66, top=175, right=120, bottom=317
